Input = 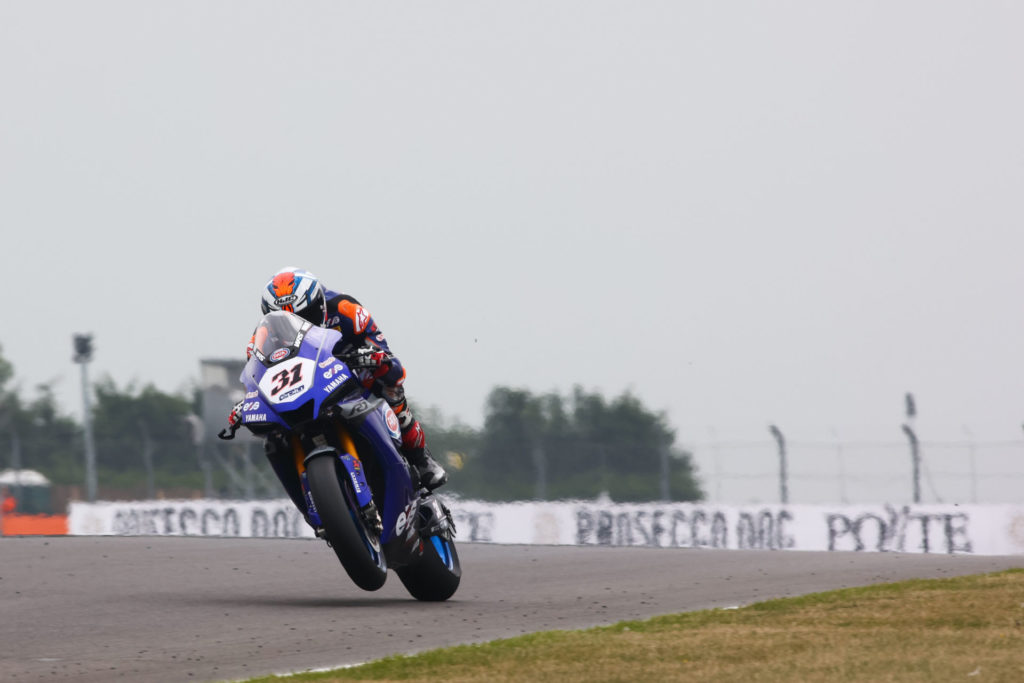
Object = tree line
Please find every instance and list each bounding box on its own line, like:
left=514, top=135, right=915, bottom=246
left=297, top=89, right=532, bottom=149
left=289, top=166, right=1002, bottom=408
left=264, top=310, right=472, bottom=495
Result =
left=0, top=344, right=702, bottom=504
left=427, top=386, right=702, bottom=502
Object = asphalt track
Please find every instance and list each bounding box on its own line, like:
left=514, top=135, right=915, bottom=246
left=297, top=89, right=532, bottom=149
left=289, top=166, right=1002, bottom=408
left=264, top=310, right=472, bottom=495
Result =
left=1, top=537, right=1021, bottom=682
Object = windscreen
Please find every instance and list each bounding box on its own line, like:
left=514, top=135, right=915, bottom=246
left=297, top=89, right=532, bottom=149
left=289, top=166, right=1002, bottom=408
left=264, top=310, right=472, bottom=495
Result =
left=251, top=311, right=308, bottom=364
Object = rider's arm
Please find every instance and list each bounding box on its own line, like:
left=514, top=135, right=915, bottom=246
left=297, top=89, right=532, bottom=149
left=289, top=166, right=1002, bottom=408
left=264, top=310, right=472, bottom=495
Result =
left=325, top=294, right=394, bottom=354
left=324, top=294, right=407, bottom=390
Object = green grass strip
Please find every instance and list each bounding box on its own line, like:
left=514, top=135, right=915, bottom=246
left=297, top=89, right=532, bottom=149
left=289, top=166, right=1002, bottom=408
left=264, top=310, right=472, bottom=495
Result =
left=238, top=568, right=1024, bottom=683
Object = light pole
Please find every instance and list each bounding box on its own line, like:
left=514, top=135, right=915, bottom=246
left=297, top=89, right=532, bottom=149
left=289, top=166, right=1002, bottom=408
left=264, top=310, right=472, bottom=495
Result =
left=0, top=409, right=21, bottom=504
left=963, top=425, right=977, bottom=504
left=73, top=334, right=98, bottom=502
left=769, top=424, right=788, bottom=504
left=902, top=392, right=920, bottom=504
left=831, top=427, right=848, bottom=504
left=184, top=414, right=213, bottom=498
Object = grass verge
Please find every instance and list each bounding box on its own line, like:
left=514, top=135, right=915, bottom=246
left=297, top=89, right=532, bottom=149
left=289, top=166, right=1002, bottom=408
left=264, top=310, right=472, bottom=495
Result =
left=242, top=569, right=1024, bottom=683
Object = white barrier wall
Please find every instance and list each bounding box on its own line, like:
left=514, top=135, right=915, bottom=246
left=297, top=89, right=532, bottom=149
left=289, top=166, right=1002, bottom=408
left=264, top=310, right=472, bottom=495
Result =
left=68, top=499, right=1024, bottom=556
left=69, top=499, right=311, bottom=538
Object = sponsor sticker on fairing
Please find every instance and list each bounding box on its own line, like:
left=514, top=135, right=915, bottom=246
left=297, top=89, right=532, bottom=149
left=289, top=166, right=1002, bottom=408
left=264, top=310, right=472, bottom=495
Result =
left=323, top=375, right=349, bottom=394
left=384, top=406, right=402, bottom=440
left=279, top=386, right=305, bottom=401
left=269, top=348, right=289, bottom=362
left=395, top=501, right=415, bottom=535
left=323, top=364, right=345, bottom=379
left=245, top=413, right=268, bottom=422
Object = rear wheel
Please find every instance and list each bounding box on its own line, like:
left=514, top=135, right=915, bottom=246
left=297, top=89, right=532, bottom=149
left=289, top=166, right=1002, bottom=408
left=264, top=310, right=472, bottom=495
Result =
left=396, top=534, right=461, bottom=601
left=306, top=453, right=387, bottom=591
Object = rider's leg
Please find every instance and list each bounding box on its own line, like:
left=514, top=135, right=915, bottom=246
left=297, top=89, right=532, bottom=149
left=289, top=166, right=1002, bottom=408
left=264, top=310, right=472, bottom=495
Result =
left=375, top=366, right=447, bottom=490
left=390, top=396, right=448, bottom=490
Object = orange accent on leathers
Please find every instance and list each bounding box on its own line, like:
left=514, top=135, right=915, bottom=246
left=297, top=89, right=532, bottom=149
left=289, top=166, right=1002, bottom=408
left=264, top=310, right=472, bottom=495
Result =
left=336, top=300, right=369, bottom=333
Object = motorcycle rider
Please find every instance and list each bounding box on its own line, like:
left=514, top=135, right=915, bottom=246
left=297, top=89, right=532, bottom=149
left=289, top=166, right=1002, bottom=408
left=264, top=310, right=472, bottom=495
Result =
left=227, top=267, right=447, bottom=517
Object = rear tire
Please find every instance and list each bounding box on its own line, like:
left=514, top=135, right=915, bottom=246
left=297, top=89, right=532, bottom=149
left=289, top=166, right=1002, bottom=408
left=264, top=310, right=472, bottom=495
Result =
left=306, top=453, right=388, bottom=591
left=396, top=535, right=461, bottom=601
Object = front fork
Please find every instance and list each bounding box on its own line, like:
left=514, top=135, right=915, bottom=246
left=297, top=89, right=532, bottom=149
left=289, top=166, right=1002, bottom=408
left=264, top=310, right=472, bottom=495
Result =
left=293, top=427, right=380, bottom=535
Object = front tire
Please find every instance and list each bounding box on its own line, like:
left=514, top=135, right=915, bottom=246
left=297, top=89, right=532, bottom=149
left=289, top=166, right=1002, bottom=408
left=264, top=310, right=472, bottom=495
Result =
left=396, top=535, right=461, bottom=601
left=306, top=453, right=388, bottom=591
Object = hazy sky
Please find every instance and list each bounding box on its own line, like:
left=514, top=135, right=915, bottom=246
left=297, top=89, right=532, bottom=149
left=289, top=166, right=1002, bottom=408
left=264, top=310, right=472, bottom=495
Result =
left=3, top=2, right=1024, bottom=499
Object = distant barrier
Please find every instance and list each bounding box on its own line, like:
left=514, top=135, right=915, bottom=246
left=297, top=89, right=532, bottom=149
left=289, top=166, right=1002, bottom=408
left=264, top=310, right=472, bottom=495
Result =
left=68, top=500, right=305, bottom=538
left=65, top=499, right=1024, bottom=556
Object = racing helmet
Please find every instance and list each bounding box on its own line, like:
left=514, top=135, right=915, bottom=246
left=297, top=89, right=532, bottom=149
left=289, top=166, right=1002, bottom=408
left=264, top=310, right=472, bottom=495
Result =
left=260, top=267, right=327, bottom=326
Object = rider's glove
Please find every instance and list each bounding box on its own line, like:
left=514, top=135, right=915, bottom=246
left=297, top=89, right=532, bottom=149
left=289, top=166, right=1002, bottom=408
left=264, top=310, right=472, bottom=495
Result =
left=344, top=346, right=391, bottom=371
left=228, top=400, right=244, bottom=429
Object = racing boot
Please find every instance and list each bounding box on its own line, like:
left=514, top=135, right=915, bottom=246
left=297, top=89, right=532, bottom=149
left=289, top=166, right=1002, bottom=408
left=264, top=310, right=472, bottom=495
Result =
left=391, top=398, right=448, bottom=490
left=405, top=445, right=448, bottom=491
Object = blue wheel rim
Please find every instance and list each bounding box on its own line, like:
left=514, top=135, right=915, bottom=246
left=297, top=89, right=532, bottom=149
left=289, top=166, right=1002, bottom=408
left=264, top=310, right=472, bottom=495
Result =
left=431, top=535, right=454, bottom=570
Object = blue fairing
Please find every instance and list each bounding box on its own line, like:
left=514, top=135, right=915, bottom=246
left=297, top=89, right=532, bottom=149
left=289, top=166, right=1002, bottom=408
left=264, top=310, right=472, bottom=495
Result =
left=357, top=404, right=414, bottom=543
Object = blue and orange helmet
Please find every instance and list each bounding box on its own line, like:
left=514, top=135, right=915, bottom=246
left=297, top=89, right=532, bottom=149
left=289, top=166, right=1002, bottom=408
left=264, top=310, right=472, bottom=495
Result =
left=260, top=267, right=327, bottom=326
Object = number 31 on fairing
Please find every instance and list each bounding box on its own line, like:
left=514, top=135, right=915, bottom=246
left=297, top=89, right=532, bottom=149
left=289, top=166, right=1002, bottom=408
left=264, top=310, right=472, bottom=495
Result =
left=258, top=357, right=316, bottom=404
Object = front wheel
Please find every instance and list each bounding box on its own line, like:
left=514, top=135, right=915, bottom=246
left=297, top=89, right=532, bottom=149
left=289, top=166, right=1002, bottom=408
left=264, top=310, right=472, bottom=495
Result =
left=396, top=534, right=461, bottom=601
left=306, top=453, right=388, bottom=591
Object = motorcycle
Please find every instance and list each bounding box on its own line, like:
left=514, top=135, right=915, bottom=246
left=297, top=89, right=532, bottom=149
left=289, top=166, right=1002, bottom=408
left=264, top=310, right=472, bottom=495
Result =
left=218, top=310, right=460, bottom=601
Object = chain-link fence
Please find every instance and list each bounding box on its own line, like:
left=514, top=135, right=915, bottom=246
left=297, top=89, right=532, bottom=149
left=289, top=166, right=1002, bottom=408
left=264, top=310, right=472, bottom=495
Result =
left=2, top=431, right=281, bottom=513
left=693, top=438, right=1024, bottom=505
left=9, top=410, right=1024, bottom=508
